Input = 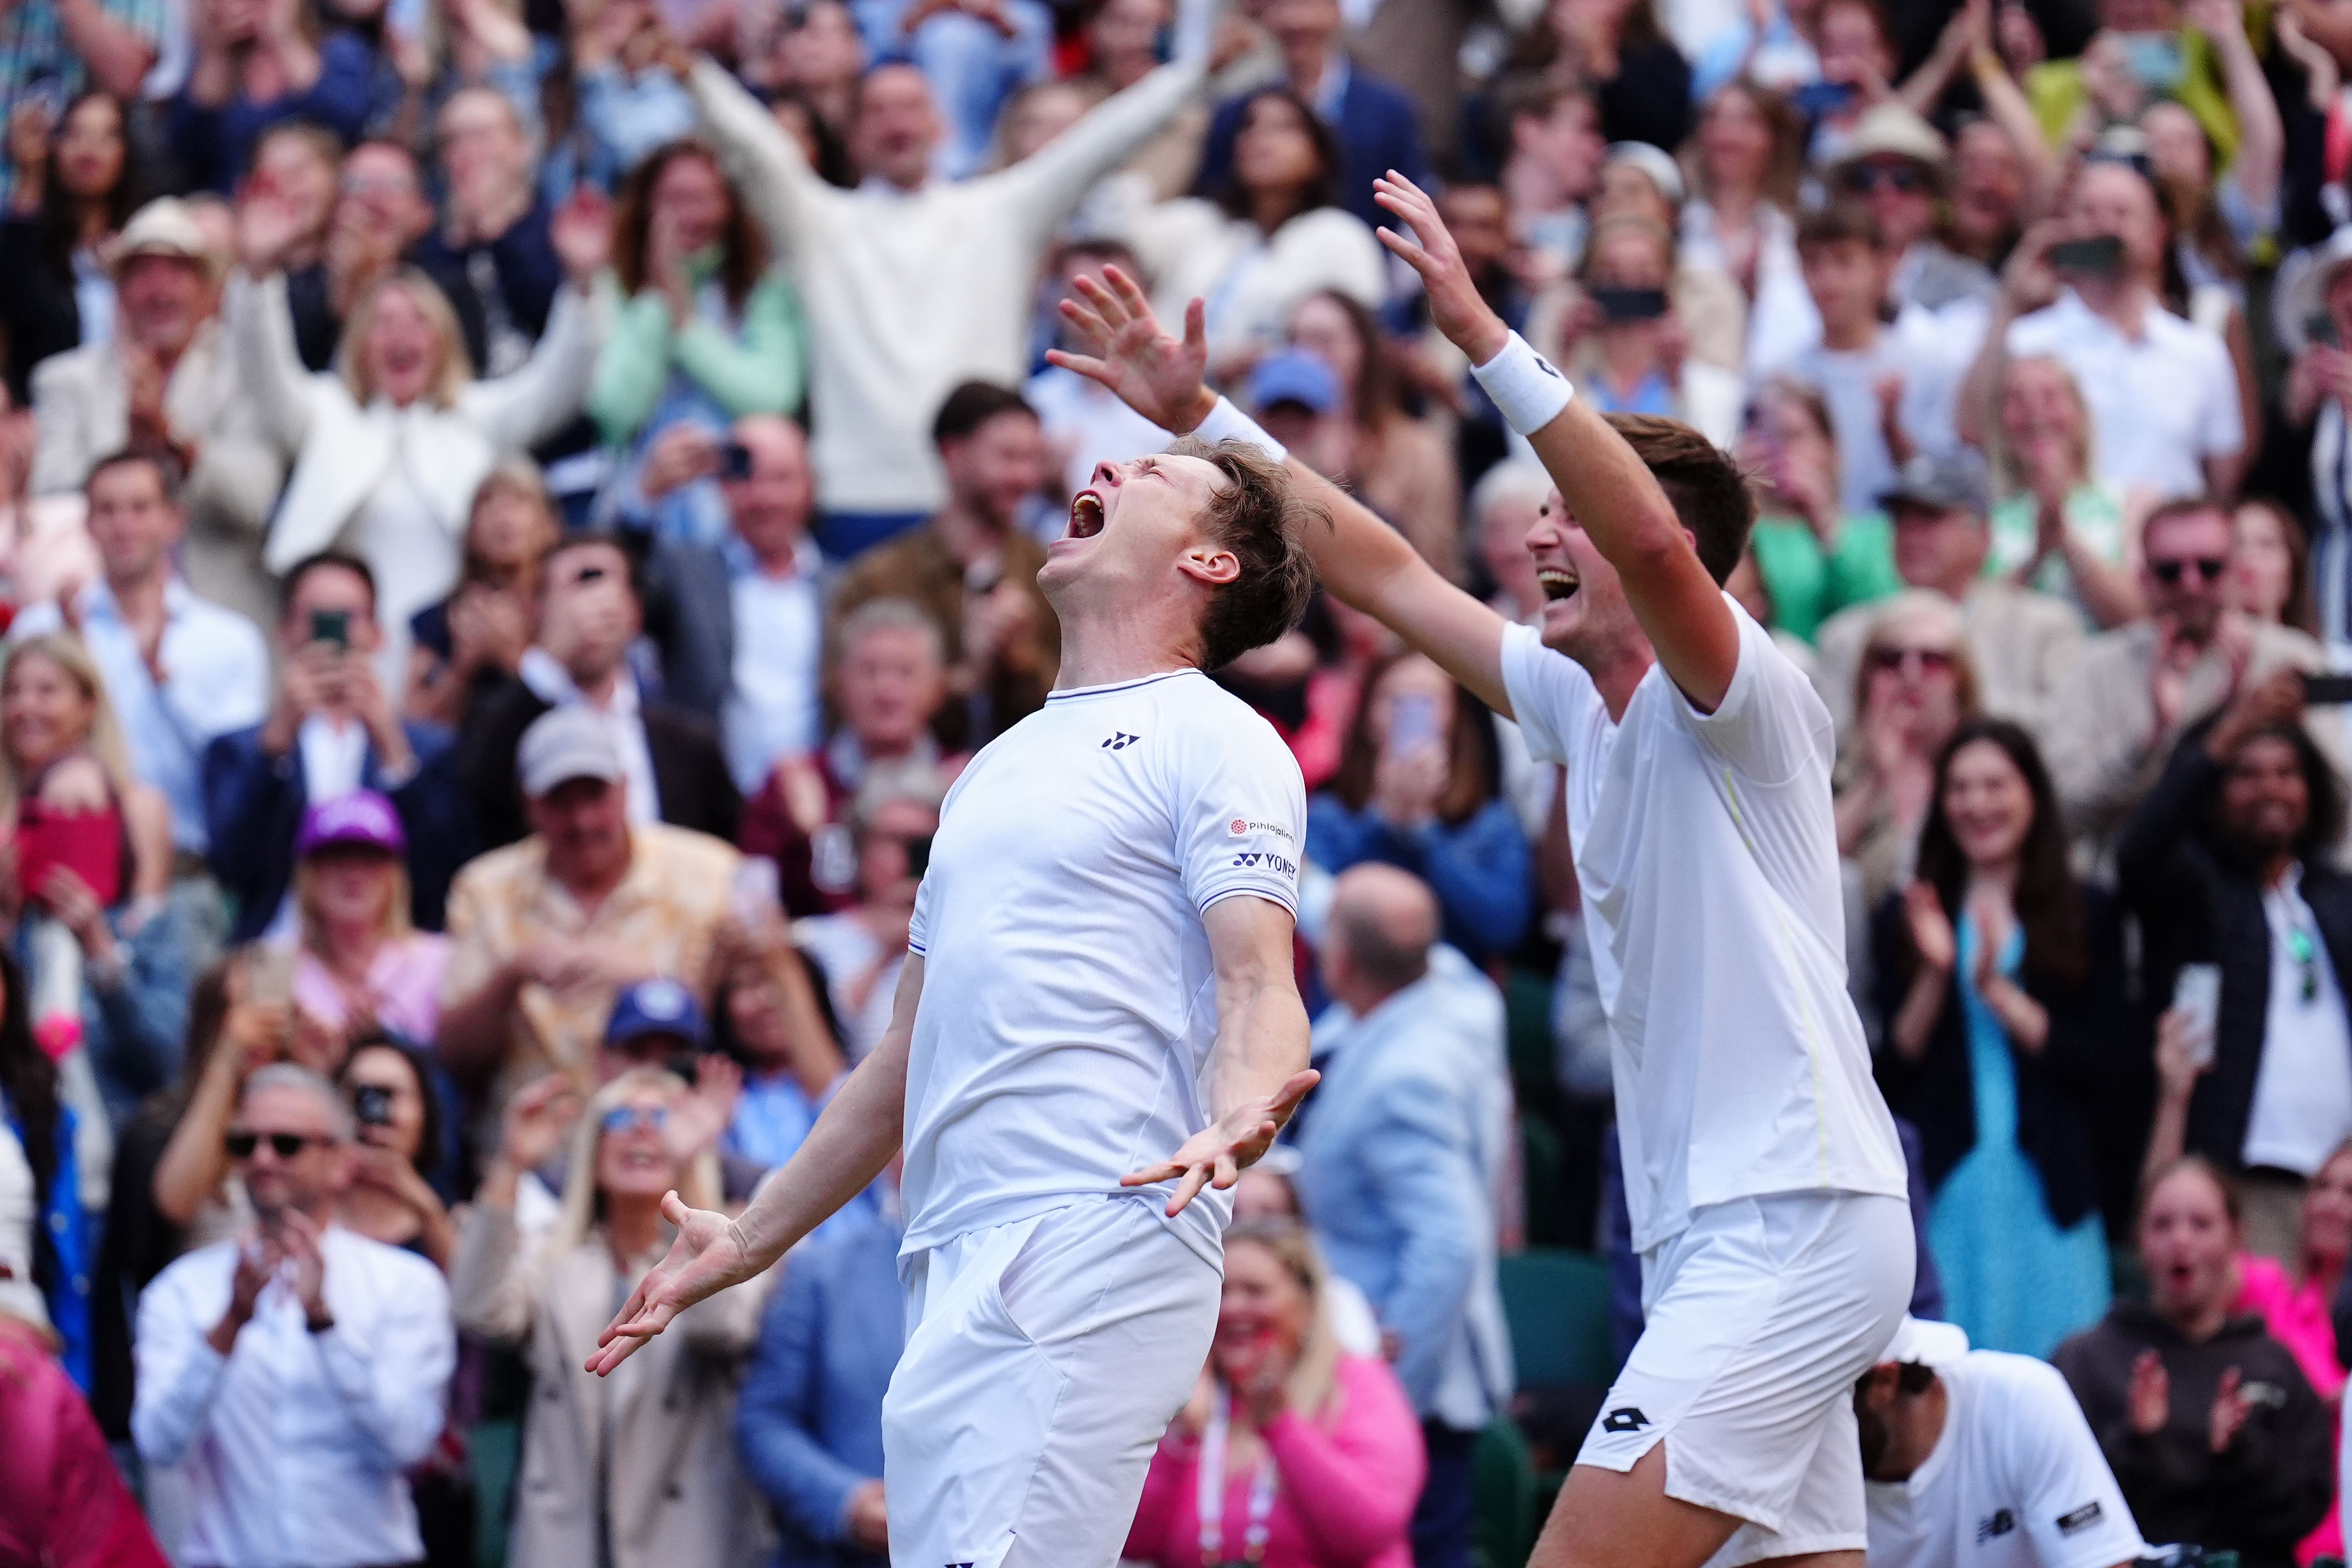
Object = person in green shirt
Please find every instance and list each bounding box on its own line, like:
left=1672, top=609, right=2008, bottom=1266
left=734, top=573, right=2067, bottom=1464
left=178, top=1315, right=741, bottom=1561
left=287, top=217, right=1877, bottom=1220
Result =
left=1738, top=376, right=1904, bottom=643
left=1983, top=354, right=2148, bottom=629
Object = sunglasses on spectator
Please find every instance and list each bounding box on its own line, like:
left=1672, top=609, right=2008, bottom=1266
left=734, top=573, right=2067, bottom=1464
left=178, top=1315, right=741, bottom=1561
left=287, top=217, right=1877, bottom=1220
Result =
left=2148, top=557, right=2228, bottom=585
left=1868, top=646, right=1955, bottom=675
left=225, top=1130, right=327, bottom=1160
left=1843, top=164, right=1928, bottom=195
left=601, top=1105, right=670, bottom=1135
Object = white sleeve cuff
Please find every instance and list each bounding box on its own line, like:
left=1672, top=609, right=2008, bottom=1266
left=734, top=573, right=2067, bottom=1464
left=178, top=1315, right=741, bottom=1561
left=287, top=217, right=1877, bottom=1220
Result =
left=1191, top=397, right=1287, bottom=463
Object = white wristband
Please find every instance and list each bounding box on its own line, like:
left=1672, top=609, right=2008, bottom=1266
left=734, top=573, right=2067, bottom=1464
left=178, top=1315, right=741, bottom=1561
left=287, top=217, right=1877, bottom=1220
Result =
left=1470, top=331, right=1575, bottom=436
left=1191, top=396, right=1287, bottom=463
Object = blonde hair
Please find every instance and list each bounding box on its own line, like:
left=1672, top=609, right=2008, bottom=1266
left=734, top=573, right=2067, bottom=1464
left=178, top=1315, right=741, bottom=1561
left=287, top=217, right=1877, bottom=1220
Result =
left=544, top=1068, right=724, bottom=1260
left=1223, top=1216, right=1345, bottom=1422
left=293, top=854, right=414, bottom=956
left=1852, top=590, right=1981, bottom=723
left=337, top=268, right=473, bottom=409
left=1991, top=355, right=2097, bottom=499
left=0, top=634, right=138, bottom=823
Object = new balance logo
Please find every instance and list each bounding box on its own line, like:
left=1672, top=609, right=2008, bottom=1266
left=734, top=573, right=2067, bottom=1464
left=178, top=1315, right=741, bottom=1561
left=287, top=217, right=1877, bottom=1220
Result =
left=1599, top=1406, right=1649, bottom=1434
left=1231, top=851, right=1298, bottom=875
left=1976, top=1511, right=2015, bottom=1543
left=1100, top=732, right=1139, bottom=750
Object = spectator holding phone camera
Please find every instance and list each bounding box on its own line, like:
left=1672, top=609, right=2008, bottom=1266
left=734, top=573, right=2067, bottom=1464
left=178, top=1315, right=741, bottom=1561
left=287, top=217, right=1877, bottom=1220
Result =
left=403, top=460, right=561, bottom=734
left=332, top=1034, right=454, bottom=1267
left=204, top=551, right=472, bottom=945
left=1306, top=650, right=1529, bottom=966
left=1548, top=212, right=1740, bottom=450
left=793, top=783, right=937, bottom=1063
left=2119, top=668, right=2352, bottom=1262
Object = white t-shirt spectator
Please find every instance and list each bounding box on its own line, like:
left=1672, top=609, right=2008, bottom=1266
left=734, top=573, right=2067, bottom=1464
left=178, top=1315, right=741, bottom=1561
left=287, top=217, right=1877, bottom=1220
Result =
left=2241, top=868, right=2352, bottom=1176
left=902, top=668, right=1305, bottom=1267
left=1867, top=1350, right=2147, bottom=1568
left=1779, top=303, right=1971, bottom=518
left=2003, top=290, right=2243, bottom=502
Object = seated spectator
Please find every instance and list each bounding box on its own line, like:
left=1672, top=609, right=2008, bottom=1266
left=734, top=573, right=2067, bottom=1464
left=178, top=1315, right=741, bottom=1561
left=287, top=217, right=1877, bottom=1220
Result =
left=0, top=947, right=93, bottom=1388
left=1307, top=650, right=1530, bottom=964
left=2045, top=498, right=2327, bottom=865
left=438, top=707, right=739, bottom=1121
left=132, top=1063, right=457, bottom=1568
left=831, top=382, right=1056, bottom=753
left=1548, top=211, right=1740, bottom=446
left=168, top=0, right=374, bottom=195
left=1286, top=290, right=1460, bottom=581
left=2232, top=1142, right=2352, bottom=1563
left=1681, top=79, right=1814, bottom=375
left=451, top=1066, right=762, bottom=1568
left=0, top=382, right=100, bottom=614
left=1783, top=201, right=1969, bottom=521
left=681, top=39, right=1217, bottom=558
left=287, top=791, right=452, bottom=1046
left=1582, top=141, right=1745, bottom=376
left=1873, top=721, right=2115, bottom=1358
left=458, top=530, right=739, bottom=849
left=1962, top=158, right=2246, bottom=504
left=14, top=451, right=270, bottom=868
left=0, top=92, right=144, bottom=403
left=1470, top=461, right=1551, bottom=626
left=411, top=89, right=564, bottom=380
left=0, top=634, right=190, bottom=1134
left=1293, top=866, right=1510, bottom=1568
left=1124, top=1216, right=1426, bottom=1568
left=742, top=598, right=953, bottom=918
left=0, top=1295, right=168, bottom=1567
left=2226, top=499, right=2319, bottom=639
left=203, top=552, right=470, bottom=943
left=402, top=459, right=559, bottom=733
left=1858, top=1316, right=2148, bottom=1568
left=332, top=1034, right=455, bottom=1267
left=1825, top=103, right=1997, bottom=329
left=2123, top=679, right=2352, bottom=1261
left=795, top=784, right=935, bottom=1062
left=737, top=1199, right=903, bottom=1568
left=2054, top=1158, right=2333, bottom=1568
left=29, top=200, right=286, bottom=628
left=712, top=920, right=844, bottom=1174
left=1834, top=594, right=1978, bottom=906
left=1984, top=354, right=2148, bottom=629
left=227, top=178, right=607, bottom=689
left=1190, top=0, right=1427, bottom=232
left=591, top=138, right=806, bottom=549
left=1816, top=452, right=2081, bottom=733
left=1738, top=377, right=1901, bottom=644
left=1128, top=86, right=1386, bottom=376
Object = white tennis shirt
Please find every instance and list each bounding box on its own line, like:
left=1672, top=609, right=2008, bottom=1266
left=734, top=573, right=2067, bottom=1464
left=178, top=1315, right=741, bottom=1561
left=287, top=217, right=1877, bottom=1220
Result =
left=1499, top=600, right=1906, bottom=1253
left=901, top=668, right=1306, bottom=1266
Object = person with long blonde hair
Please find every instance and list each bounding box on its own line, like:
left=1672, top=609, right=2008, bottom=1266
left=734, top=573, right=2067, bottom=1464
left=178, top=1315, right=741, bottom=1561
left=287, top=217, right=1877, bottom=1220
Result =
left=451, top=1068, right=760, bottom=1568
left=1124, top=1216, right=1425, bottom=1568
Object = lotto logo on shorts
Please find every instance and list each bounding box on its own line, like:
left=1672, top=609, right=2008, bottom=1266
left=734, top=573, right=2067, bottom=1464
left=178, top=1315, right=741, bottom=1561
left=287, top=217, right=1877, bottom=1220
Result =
left=1233, top=851, right=1298, bottom=876
left=1599, top=1406, right=1649, bottom=1434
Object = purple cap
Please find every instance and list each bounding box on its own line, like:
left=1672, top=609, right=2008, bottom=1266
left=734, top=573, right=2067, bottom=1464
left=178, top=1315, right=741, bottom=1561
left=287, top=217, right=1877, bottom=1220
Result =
left=295, top=790, right=407, bottom=859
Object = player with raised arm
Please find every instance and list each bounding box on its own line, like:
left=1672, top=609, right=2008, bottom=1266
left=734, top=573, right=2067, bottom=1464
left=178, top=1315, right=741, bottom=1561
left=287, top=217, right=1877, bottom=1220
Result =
left=1045, top=173, right=1913, bottom=1568
left=587, top=429, right=1324, bottom=1568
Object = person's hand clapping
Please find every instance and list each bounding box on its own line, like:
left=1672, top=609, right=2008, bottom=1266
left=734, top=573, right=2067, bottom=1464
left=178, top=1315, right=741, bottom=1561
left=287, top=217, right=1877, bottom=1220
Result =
left=207, top=1230, right=284, bottom=1353
left=552, top=187, right=614, bottom=292
left=278, top=1208, right=332, bottom=1328
left=663, top=1053, right=742, bottom=1165
left=2127, top=1347, right=2170, bottom=1435
left=2207, top=1364, right=2253, bottom=1453
left=1902, top=881, right=1958, bottom=975
left=495, top=1073, right=583, bottom=1176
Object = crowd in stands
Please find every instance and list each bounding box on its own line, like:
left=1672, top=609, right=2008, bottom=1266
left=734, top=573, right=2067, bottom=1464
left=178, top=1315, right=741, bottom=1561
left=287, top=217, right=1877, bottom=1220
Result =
left=19, top=0, right=2352, bottom=1564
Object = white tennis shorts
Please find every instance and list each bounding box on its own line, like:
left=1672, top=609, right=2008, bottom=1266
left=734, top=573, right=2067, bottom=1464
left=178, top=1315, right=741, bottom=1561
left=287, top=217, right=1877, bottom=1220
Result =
left=879, top=1196, right=1222, bottom=1568
left=1576, top=1191, right=1914, bottom=1568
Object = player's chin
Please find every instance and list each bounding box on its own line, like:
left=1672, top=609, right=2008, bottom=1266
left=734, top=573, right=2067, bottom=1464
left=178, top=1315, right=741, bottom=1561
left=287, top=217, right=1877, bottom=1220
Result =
left=1537, top=595, right=1582, bottom=652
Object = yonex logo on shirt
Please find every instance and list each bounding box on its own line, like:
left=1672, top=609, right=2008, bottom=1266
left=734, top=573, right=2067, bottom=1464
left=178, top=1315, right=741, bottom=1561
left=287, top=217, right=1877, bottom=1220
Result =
left=1231, top=851, right=1297, bottom=876
left=1976, top=1510, right=2016, bottom=1543
left=1100, top=731, right=1140, bottom=750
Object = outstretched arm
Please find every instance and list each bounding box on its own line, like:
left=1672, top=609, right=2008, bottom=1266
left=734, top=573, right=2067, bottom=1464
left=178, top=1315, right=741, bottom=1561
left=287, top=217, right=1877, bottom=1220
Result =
left=1372, top=173, right=1740, bottom=713
left=1047, top=268, right=1517, bottom=719
left=588, top=954, right=919, bottom=1374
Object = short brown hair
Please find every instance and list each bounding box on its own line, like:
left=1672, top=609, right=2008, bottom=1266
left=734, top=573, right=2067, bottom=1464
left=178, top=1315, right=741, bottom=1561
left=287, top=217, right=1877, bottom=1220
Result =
left=1170, top=438, right=1322, bottom=669
left=1605, top=414, right=1753, bottom=584
left=1796, top=199, right=1885, bottom=254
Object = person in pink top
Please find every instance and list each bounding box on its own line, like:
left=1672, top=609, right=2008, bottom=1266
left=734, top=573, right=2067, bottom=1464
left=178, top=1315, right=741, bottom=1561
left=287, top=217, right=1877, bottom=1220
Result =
left=2233, top=1140, right=2352, bottom=1565
left=287, top=790, right=451, bottom=1047
left=1126, top=1215, right=1427, bottom=1568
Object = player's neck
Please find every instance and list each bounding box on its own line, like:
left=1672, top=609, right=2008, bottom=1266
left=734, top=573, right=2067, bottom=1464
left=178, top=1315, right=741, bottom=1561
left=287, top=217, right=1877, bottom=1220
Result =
left=1573, top=634, right=1656, bottom=722
left=1052, top=613, right=1199, bottom=690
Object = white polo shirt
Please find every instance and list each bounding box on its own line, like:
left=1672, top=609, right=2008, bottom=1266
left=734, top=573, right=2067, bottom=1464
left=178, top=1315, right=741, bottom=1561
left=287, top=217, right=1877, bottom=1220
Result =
left=1499, top=602, right=1907, bottom=1253
left=901, top=668, right=1305, bottom=1267
left=2241, top=866, right=2352, bottom=1175
left=1867, top=1351, right=2146, bottom=1568
left=2003, top=290, right=2243, bottom=502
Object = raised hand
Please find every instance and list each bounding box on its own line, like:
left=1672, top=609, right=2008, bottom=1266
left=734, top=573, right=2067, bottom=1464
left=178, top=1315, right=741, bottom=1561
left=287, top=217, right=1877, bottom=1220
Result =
left=586, top=1191, right=758, bottom=1373
left=1902, top=882, right=1958, bottom=975
left=1372, top=172, right=1507, bottom=364
left=551, top=187, right=614, bottom=289
left=1045, top=265, right=1217, bottom=434
left=497, top=1072, right=584, bottom=1174
left=1121, top=1068, right=1319, bottom=1218
left=236, top=181, right=308, bottom=276
left=2126, top=1348, right=2170, bottom=1435
left=2207, top=1364, right=2252, bottom=1453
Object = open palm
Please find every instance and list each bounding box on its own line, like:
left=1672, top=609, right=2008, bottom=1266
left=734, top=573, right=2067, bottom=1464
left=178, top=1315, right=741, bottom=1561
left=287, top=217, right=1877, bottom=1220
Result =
left=1046, top=266, right=1217, bottom=435
left=585, top=1192, right=755, bottom=1374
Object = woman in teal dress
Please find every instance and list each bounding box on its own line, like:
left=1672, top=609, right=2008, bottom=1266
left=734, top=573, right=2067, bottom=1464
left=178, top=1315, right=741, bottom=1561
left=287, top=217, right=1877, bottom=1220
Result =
left=1871, top=719, right=2115, bottom=1359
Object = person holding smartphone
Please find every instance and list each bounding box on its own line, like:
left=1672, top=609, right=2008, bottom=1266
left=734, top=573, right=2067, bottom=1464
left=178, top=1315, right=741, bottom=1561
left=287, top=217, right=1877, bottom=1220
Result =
left=1550, top=212, right=1741, bottom=450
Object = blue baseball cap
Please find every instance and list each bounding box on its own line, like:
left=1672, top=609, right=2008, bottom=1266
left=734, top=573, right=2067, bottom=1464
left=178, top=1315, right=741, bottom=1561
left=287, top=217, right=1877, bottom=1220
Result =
left=603, top=977, right=707, bottom=1049
left=1248, top=350, right=1340, bottom=417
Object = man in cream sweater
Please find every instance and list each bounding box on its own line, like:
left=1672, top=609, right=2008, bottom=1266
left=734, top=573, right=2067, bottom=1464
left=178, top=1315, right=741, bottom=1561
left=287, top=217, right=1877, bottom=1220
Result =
left=676, top=12, right=1227, bottom=557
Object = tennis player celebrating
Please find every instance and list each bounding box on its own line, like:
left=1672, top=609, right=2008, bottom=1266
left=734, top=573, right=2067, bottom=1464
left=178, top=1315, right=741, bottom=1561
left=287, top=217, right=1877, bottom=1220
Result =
left=1046, top=174, right=1912, bottom=1568
left=586, top=432, right=1324, bottom=1568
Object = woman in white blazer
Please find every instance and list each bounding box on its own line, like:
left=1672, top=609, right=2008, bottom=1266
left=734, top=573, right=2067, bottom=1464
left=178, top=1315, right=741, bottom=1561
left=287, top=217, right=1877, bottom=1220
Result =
left=1123, top=86, right=1387, bottom=377
left=226, top=188, right=609, bottom=686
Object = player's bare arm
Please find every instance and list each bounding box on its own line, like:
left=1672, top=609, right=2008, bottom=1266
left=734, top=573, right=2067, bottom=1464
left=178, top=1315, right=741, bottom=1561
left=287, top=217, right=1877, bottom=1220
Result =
left=1370, top=173, right=1741, bottom=713
left=1121, top=893, right=1315, bottom=1217
left=586, top=953, right=922, bottom=1374
left=1046, top=266, right=1517, bottom=721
